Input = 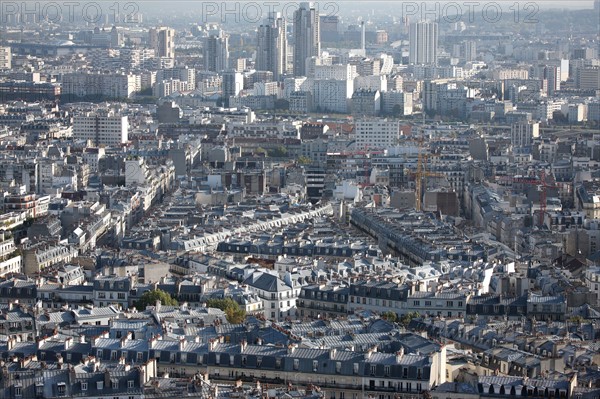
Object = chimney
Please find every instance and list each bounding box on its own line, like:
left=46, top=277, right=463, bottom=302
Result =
left=396, top=347, right=404, bottom=363
left=179, top=338, right=186, bottom=351
left=240, top=339, right=247, bottom=352
left=256, top=337, right=263, bottom=346
left=287, top=344, right=296, bottom=355
left=329, top=348, right=336, bottom=359
left=361, top=21, right=366, bottom=52
left=64, top=337, right=72, bottom=350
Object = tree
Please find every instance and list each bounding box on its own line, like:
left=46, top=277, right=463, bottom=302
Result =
left=267, top=146, right=288, bottom=158
left=206, top=298, right=246, bottom=324
left=381, top=311, right=398, bottom=322
left=400, top=311, right=420, bottom=327
left=297, top=156, right=311, bottom=165
left=255, top=147, right=267, bottom=156
left=135, top=289, right=178, bottom=309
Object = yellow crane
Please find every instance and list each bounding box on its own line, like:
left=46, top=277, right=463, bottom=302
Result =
left=415, top=148, right=444, bottom=212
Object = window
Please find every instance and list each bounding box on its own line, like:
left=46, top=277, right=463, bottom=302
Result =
left=15, top=386, right=22, bottom=397
left=313, top=360, right=318, bottom=371
left=57, top=383, right=66, bottom=396
left=112, top=381, right=118, bottom=389
left=137, top=352, right=143, bottom=362
left=294, top=359, right=299, bottom=370
left=81, top=382, right=88, bottom=391
left=181, top=353, right=187, bottom=363
left=370, top=365, right=376, bottom=375
left=127, top=380, right=134, bottom=389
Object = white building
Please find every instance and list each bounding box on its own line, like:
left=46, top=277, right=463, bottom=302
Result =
left=409, top=20, right=438, bottom=65
left=243, top=271, right=299, bottom=321
left=0, top=47, right=11, bottom=69
left=149, top=26, right=175, bottom=59
left=222, top=71, right=244, bottom=97
left=381, top=91, right=413, bottom=115
left=314, top=64, right=357, bottom=80
left=355, top=118, right=402, bottom=149
left=510, top=121, right=539, bottom=148
left=313, top=79, right=353, bottom=113
left=73, top=110, right=128, bottom=147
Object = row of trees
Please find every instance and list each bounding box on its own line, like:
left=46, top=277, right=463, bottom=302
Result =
left=134, top=290, right=246, bottom=324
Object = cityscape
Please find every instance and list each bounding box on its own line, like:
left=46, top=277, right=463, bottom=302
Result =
left=0, top=0, right=600, bottom=398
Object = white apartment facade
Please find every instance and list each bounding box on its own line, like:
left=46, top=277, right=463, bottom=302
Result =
left=355, top=118, right=402, bottom=149
left=73, top=110, right=128, bottom=147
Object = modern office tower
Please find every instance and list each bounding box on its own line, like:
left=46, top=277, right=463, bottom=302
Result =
left=293, top=2, right=320, bottom=77
left=149, top=27, right=175, bottom=59
left=409, top=20, right=438, bottom=65
left=256, top=12, right=287, bottom=81
left=320, top=15, right=340, bottom=42
left=73, top=110, right=128, bottom=147
left=576, top=66, right=600, bottom=90
left=222, top=70, right=244, bottom=97
left=0, top=47, right=11, bottom=69
left=204, top=31, right=230, bottom=72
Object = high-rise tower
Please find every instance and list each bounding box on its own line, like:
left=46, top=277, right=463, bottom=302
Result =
left=293, top=2, right=320, bottom=77
left=256, top=12, right=287, bottom=80
left=409, top=20, right=438, bottom=65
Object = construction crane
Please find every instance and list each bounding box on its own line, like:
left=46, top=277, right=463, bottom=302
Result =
left=498, top=171, right=558, bottom=226
left=415, top=150, right=445, bottom=212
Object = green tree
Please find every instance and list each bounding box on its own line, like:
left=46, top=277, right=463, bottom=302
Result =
left=255, top=147, right=267, bottom=156
left=267, top=146, right=288, bottom=158
left=400, top=311, right=420, bottom=327
left=135, top=289, right=178, bottom=309
left=381, top=311, right=398, bottom=322
left=297, top=156, right=311, bottom=165
left=206, top=298, right=246, bottom=324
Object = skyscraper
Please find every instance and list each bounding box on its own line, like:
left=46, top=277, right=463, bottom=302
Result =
left=256, top=12, right=287, bottom=80
left=149, top=27, right=175, bottom=59
left=204, top=30, right=229, bottom=72
left=409, top=21, right=438, bottom=65
left=293, top=2, right=320, bottom=77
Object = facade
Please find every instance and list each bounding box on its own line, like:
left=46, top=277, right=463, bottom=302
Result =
left=256, top=12, right=287, bottom=80
left=0, top=46, right=11, bottom=69
left=73, top=110, right=128, bottom=147
left=204, top=31, right=229, bottom=72
left=409, top=21, right=438, bottom=65
left=352, top=89, right=381, bottom=116
left=149, top=26, right=175, bottom=59
left=222, top=71, right=244, bottom=97
left=511, top=121, right=540, bottom=149
left=242, top=271, right=299, bottom=321
left=355, top=119, right=402, bottom=149
left=293, top=2, right=321, bottom=77
left=382, top=91, right=413, bottom=116
left=61, top=72, right=140, bottom=99
left=313, top=79, right=353, bottom=113
left=297, top=284, right=349, bottom=318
